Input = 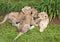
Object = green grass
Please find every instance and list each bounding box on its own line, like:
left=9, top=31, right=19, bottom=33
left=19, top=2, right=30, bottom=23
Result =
left=0, top=0, right=60, bottom=42
left=0, top=0, right=60, bottom=20
left=0, top=18, right=60, bottom=42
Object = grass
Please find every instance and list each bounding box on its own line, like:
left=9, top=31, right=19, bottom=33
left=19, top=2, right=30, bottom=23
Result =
left=0, top=0, right=60, bottom=42
left=0, top=18, right=60, bottom=42
left=0, top=0, right=60, bottom=20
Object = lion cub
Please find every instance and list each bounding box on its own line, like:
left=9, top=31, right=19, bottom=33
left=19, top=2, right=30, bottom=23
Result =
left=13, top=6, right=38, bottom=42
left=36, top=12, right=49, bottom=32
left=0, top=12, right=25, bottom=26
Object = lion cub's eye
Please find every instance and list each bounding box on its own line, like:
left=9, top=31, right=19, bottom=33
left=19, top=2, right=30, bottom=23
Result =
left=45, top=16, right=47, bottom=17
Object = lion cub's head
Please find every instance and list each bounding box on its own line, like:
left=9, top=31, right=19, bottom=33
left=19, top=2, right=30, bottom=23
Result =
left=22, top=6, right=32, bottom=14
left=38, top=12, right=49, bottom=20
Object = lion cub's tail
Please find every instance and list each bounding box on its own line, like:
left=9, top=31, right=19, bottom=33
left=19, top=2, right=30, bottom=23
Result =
left=12, top=32, right=23, bottom=42
left=0, top=15, right=8, bottom=24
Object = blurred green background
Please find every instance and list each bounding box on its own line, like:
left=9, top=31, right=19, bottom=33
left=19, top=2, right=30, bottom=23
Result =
left=0, top=0, right=60, bottom=20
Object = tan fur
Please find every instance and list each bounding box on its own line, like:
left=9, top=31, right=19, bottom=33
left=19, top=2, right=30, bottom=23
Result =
left=0, top=12, right=25, bottom=26
left=0, top=6, right=49, bottom=41
left=36, top=12, right=49, bottom=32
left=13, top=6, right=38, bottom=42
left=31, top=8, right=38, bottom=18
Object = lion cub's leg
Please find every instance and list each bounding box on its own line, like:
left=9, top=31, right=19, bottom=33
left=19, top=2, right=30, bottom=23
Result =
left=12, top=20, right=17, bottom=26
left=31, top=18, right=38, bottom=26
left=13, top=24, right=30, bottom=42
left=11, top=17, right=19, bottom=26
left=39, top=21, right=48, bottom=32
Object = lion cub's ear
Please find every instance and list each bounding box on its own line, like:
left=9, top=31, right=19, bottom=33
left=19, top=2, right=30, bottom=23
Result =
left=22, top=8, right=25, bottom=13
left=22, top=6, right=31, bottom=14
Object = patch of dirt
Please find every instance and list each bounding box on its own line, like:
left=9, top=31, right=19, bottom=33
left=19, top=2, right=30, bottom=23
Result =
left=51, top=16, right=60, bottom=25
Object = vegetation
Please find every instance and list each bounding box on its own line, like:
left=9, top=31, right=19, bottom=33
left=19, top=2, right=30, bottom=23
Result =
left=0, top=0, right=60, bottom=42
left=0, top=0, right=60, bottom=20
left=0, top=18, right=60, bottom=42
